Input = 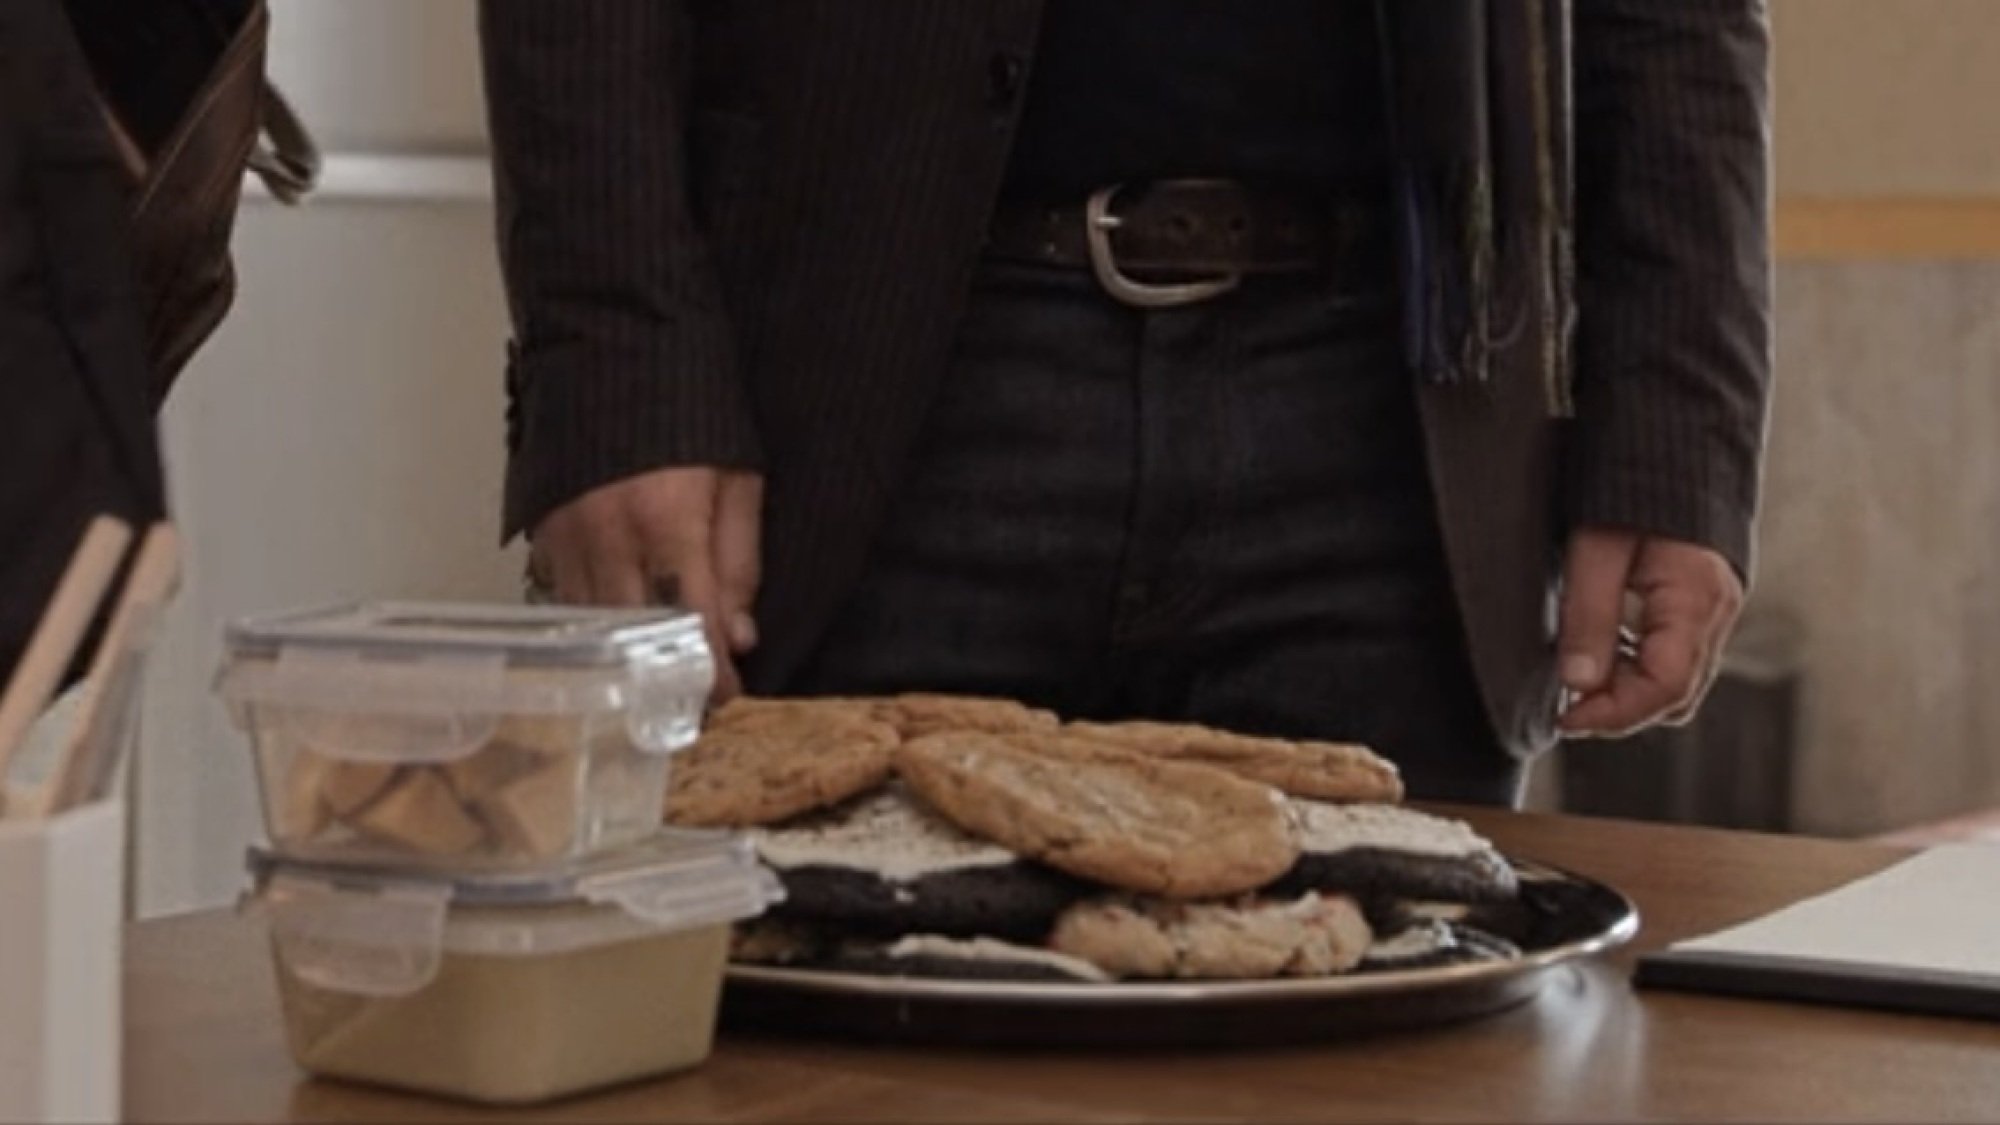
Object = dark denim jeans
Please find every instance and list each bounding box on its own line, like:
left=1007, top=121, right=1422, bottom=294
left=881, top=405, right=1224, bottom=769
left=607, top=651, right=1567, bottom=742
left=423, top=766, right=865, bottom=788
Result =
left=794, top=259, right=1522, bottom=805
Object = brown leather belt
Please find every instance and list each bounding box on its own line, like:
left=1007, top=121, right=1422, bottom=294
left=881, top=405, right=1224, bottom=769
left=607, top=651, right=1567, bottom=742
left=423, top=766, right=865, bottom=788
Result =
left=985, top=179, right=1386, bottom=307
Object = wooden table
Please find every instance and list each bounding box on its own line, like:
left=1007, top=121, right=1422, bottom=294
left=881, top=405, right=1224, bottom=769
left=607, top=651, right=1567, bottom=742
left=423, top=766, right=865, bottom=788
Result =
left=126, top=810, right=2000, bottom=1122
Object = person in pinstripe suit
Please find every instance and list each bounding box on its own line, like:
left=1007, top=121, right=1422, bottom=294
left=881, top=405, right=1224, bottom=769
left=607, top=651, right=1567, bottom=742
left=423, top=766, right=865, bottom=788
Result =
left=480, top=1, right=1770, bottom=804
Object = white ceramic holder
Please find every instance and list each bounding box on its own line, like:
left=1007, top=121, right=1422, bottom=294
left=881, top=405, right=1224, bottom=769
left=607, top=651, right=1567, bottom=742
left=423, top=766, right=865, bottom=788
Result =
left=0, top=799, right=123, bottom=1124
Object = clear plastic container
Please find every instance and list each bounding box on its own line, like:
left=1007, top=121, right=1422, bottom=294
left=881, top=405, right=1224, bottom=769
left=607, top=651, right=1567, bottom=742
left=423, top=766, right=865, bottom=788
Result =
left=216, top=601, right=713, bottom=871
left=243, top=832, right=783, bottom=1104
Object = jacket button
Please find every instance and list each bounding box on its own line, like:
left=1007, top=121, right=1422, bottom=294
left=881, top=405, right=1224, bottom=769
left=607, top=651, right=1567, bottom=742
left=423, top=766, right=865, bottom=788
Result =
left=988, top=51, right=1026, bottom=108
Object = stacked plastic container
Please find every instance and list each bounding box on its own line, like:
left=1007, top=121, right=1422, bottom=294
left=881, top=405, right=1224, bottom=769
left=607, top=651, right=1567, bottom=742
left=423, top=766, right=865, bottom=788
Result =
left=215, top=602, right=781, bottom=1104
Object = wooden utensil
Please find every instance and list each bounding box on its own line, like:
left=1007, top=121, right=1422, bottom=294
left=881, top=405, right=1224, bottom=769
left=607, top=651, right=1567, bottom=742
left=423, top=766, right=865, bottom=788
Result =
left=0, top=517, right=133, bottom=809
left=33, top=524, right=180, bottom=817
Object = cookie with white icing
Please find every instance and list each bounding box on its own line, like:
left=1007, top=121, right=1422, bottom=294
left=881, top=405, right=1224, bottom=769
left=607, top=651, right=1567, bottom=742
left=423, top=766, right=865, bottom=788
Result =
left=752, top=787, right=1086, bottom=940
left=1358, top=916, right=1522, bottom=971
left=823, top=934, right=1113, bottom=983
left=1064, top=720, right=1403, bottom=803
left=1271, top=801, right=1518, bottom=904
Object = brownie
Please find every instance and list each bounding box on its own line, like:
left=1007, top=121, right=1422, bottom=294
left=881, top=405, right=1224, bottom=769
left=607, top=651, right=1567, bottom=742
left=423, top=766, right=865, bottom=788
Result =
left=753, top=786, right=1088, bottom=939
left=769, top=861, right=1087, bottom=941
left=1275, top=801, right=1519, bottom=904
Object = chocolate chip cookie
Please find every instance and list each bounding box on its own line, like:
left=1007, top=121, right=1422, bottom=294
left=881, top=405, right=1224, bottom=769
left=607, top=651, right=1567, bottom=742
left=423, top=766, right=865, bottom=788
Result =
left=894, top=731, right=1297, bottom=898
left=1050, top=892, right=1374, bottom=980
left=1065, top=720, right=1403, bottom=803
left=665, top=704, right=899, bottom=827
left=872, top=694, right=1060, bottom=740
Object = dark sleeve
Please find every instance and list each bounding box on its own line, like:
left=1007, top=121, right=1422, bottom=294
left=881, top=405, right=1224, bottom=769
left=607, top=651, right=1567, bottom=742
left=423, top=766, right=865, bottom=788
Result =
left=0, top=0, right=164, bottom=686
left=478, top=0, right=761, bottom=542
left=1568, top=0, right=1773, bottom=580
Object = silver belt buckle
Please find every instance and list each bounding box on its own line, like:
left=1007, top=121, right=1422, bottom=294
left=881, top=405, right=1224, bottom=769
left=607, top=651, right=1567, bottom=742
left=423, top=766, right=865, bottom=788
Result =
left=1085, top=184, right=1242, bottom=308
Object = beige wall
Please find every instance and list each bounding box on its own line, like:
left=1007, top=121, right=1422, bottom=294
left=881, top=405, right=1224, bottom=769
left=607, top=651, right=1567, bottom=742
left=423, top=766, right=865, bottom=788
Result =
left=265, top=0, right=486, bottom=152
left=1759, top=262, right=2000, bottom=835
left=1774, top=0, right=2000, bottom=199
left=1744, top=1, right=2000, bottom=835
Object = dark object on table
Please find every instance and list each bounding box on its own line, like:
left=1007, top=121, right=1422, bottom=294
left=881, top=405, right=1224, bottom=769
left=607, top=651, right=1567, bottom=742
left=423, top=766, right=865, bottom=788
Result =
left=1637, top=950, right=2000, bottom=1023
left=769, top=861, right=1089, bottom=942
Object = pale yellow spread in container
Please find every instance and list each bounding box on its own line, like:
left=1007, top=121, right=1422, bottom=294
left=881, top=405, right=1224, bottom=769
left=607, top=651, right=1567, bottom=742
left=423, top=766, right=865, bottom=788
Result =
left=273, top=918, right=730, bottom=1104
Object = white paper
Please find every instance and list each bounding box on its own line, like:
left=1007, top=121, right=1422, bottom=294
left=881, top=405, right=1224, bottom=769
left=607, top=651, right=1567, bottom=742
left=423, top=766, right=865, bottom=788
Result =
left=1671, top=843, right=2000, bottom=978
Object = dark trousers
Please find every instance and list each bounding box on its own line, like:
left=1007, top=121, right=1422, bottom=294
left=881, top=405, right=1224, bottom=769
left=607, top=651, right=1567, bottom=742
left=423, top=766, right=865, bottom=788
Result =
left=793, top=259, right=1522, bottom=806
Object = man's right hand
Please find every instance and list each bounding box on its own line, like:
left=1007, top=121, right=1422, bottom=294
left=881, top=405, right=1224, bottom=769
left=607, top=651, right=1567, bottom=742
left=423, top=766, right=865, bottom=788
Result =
left=530, top=466, right=764, bottom=700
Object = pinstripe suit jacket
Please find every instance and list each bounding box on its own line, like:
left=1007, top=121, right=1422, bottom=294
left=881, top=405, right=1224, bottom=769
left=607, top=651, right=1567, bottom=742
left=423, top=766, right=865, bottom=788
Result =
left=478, top=1, right=1772, bottom=755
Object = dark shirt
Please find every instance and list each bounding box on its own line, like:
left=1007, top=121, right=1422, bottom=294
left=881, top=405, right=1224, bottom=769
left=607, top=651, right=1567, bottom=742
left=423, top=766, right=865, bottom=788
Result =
left=1001, top=0, right=1389, bottom=201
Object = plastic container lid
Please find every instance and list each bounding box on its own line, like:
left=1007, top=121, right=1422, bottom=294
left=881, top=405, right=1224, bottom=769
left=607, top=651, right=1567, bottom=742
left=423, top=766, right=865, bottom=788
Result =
left=223, top=601, right=710, bottom=667
left=214, top=601, right=715, bottom=761
left=243, top=831, right=783, bottom=997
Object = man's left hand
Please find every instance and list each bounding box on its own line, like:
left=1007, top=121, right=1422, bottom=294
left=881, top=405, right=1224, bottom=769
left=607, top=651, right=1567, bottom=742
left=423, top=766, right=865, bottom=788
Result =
left=1556, top=528, right=1745, bottom=739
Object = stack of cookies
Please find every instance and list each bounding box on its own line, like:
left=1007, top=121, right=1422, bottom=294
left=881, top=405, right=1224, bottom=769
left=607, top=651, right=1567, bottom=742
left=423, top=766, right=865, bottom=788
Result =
left=668, top=695, right=1526, bottom=983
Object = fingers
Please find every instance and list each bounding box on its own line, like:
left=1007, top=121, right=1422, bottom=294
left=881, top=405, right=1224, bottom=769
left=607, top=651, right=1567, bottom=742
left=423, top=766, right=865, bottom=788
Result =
left=585, top=519, right=649, bottom=607
left=537, top=524, right=590, bottom=604
left=712, top=473, right=764, bottom=654
left=627, top=470, right=743, bottom=700
left=1639, top=540, right=1744, bottom=727
left=532, top=485, right=652, bottom=606
left=1556, top=528, right=1641, bottom=696
left=1656, top=619, right=1720, bottom=727
left=1559, top=611, right=1704, bottom=738
left=528, top=467, right=748, bottom=701
left=1559, top=534, right=1747, bottom=739
left=654, top=540, right=742, bottom=702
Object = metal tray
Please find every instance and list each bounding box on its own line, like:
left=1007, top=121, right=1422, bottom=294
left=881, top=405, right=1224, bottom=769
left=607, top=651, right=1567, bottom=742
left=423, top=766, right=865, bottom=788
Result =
left=719, top=858, right=1639, bottom=1048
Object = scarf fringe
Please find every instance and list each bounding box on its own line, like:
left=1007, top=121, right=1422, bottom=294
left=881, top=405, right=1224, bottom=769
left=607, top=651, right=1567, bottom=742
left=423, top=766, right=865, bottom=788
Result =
left=1386, top=0, right=1576, bottom=418
left=1399, top=164, right=1493, bottom=388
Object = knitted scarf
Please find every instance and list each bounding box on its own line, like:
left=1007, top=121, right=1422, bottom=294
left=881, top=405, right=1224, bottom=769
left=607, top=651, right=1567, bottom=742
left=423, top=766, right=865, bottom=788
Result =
left=1377, top=0, right=1575, bottom=415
